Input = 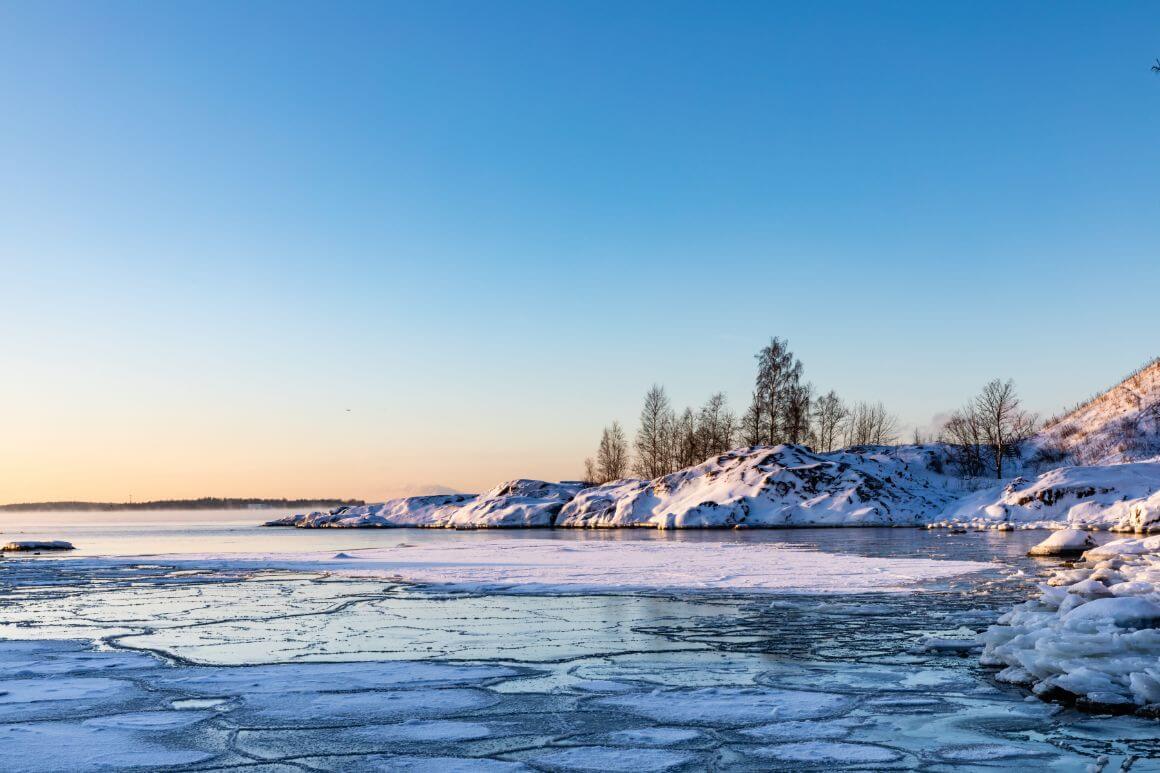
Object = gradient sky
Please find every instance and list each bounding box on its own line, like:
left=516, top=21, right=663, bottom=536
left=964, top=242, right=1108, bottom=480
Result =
left=2, top=1, right=1158, bottom=503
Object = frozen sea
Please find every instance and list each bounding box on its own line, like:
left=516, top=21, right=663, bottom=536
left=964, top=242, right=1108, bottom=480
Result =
left=0, top=510, right=1157, bottom=772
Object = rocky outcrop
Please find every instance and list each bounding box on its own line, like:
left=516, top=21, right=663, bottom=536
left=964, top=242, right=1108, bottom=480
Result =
left=557, top=444, right=959, bottom=529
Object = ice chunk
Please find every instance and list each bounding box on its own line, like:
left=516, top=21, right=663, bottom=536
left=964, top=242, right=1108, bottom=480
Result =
left=2, top=540, right=74, bottom=551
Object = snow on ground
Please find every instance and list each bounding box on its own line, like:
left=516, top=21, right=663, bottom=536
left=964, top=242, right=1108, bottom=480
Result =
left=88, top=538, right=989, bottom=594
left=934, top=462, right=1160, bottom=531
left=981, top=535, right=1160, bottom=714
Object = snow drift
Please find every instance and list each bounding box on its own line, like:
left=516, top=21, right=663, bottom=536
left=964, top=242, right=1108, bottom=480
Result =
left=981, top=535, right=1160, bottom=715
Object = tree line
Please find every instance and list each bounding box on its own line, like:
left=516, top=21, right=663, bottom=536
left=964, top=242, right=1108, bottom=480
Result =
left=583, top=337, right=901, bottom=484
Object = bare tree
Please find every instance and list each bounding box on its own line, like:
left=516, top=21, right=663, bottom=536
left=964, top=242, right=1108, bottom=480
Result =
left=753, top=337, right=803, bottom=445
left=939, top=404, right=988, bottom=478
left=696, top=392, right=736, bottom=458
left=583, top=457, right=598, bottom=484
left=595, top=422, right=630, bottom=483
left=811, top=390, right=847, bottom=452
left=671, top=407, right=700, bottom=470
left=843, top=401, right=900, bottom=446
left=939, top=379, right=1039, bottom=479
left=1153, top=58, right=1160, bottom=73
left=740, top=392, right=764, bottom=446
left=783, top=381, right=813, bottom=445
left=975, top=379, right=1038, bottom=478
left=633, top=385, right=675, bottom=479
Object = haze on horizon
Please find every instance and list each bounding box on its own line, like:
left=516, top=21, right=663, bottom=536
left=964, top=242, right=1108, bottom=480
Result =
left=2, top=2, right=1158, bottom=504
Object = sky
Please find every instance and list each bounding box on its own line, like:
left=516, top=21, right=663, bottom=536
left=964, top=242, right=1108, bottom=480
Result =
left=1, top=1, right=1158, bottom=503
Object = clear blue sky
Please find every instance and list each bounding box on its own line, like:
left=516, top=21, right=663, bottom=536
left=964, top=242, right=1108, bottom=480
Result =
left=2, top=1, right=1158, bottom=501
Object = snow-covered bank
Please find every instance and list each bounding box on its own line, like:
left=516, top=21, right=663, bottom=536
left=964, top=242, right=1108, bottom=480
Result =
left=934, top=462, right=1160, bottom=532
left=558, top=445, right=958, bottom=528
left=266, top=451, right=1160, bottom=533
left=82, top=539, right=989, bottom=594
left=981, top=535, right=1160, bottom=715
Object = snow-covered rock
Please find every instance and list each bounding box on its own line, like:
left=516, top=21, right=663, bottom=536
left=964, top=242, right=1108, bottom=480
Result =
left=264, top=495, right=476, bottom=528
left=2, top=541, right=75, bottom=552
left=1027, top=529, right=1096, bottom=557
left=267, top=481, right=589, bottom=529
left=981, top=535, right=1160, bottom=714
left=443, top=479, right=588, bottom=528
left=557, top=444, right=959, bottom=529
left=938, top=462, right=1160, bottom=531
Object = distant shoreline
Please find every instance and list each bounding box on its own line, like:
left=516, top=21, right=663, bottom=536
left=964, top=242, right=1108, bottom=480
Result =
left=0, top=498, right=365, bottom=512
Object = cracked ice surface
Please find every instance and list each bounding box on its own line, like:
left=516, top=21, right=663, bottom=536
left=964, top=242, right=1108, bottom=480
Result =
left=0, top=533, right=1158, bottom=770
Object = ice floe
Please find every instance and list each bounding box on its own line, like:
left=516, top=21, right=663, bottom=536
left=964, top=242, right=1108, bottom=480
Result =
left=2, top=540, right=75, bottom=551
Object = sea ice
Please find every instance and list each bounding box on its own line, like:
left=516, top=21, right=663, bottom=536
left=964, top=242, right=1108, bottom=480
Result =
left=97, top=538, right=989, bottom=594
left=594, top=686, right=855, bottom=726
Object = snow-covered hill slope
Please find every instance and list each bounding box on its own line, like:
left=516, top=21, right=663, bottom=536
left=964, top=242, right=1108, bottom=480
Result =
left=1029, top=358, right=1160, bottom=466
left=557, top=444, right=961, bottom=529
left=935, top=463, right=1160, bottom=531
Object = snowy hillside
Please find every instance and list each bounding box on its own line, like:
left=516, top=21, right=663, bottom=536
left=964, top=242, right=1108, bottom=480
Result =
left=1029, top=358, right=1160, bottom=467
left=558, top=444, right=961, bottom=529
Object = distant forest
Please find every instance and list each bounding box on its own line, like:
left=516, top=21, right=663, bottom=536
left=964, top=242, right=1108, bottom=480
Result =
left=0, top=497, right=365, bottom=512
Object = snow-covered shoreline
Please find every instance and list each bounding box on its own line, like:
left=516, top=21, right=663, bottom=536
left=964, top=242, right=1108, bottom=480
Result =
left=266, top=445, right=1160, bottom=533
